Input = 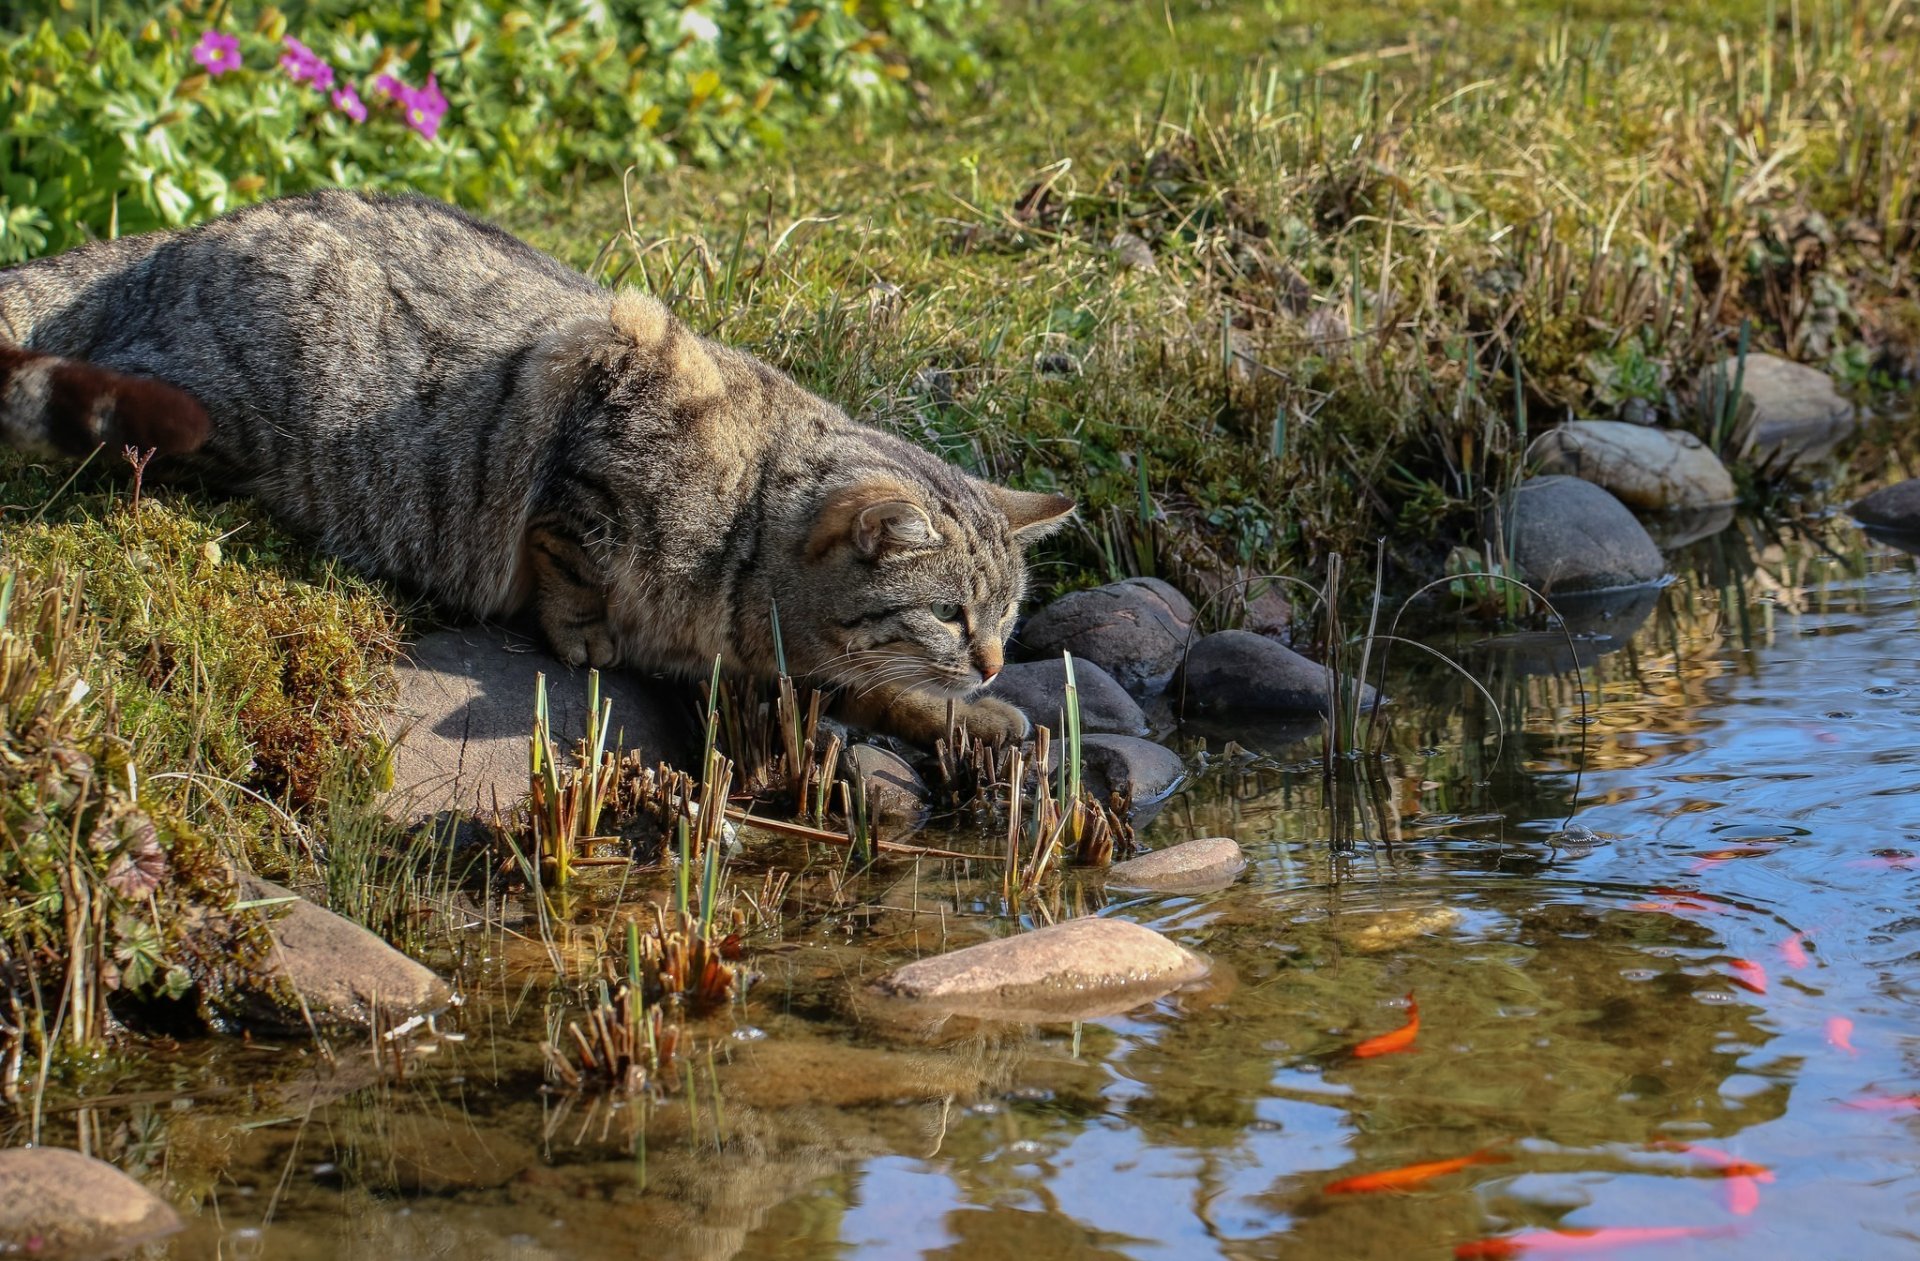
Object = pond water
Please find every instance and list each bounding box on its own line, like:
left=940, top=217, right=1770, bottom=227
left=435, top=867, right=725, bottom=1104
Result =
left=19, top=514, right=1920, bottom=1260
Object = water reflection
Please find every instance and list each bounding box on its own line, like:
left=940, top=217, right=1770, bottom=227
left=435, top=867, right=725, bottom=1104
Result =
left=14, top=516, right=1920, bottom=1259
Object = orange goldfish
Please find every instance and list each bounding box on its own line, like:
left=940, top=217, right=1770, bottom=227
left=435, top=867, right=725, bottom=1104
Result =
left=1354, top=993, right=1419, bottom=1058
left=1826, top=1016, right=1857, bottom=1055
left=1844, top=1093, right=1920, bottom=1112
left=1454, top=1225, right=1732, bottom=1258
left=1661, top=1143, right=1774, bottom=1216
left=1779, top=933, right=1809, bottom=969
left=1728, top=959, right=1768, bottom=994
left=1325, top=1148, right=1508, bottom=1194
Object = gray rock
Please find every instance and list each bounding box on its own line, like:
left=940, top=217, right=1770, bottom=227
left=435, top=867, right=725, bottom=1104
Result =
left=1697, top=352, right=1856, bottom=467
left=992, top=658, right=1148, bottom=736
left=227, top=874, right=453, bottom=1034
left=842, top=744, right=930, bottom=842
left=1179, top=630, right=1376, bottom=716
left=1015, top=578, right=1195, bottom=697
left=1852, top=478, right=1920, bottom=533
left=385, top=626, right=695, bottom=822
left=1641, top=503, right=1735, bottom=550
left=1079, top=734, right=1185, bottom=812
left=1534, top=420, right=1737, bottom=510
left=868, top=917, right=1208, bottom=1023
left=1486, top=476, right=1666, bottom=594
left=1106, top=837, right=1246, bottom=894
left=0, top=1147, right=182, bottom=1260
left=1110, top=231, right=1158, bottom=272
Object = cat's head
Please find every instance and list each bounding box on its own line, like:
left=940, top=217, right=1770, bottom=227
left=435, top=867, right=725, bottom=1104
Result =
left=781, top=471, right=1074, bottom=701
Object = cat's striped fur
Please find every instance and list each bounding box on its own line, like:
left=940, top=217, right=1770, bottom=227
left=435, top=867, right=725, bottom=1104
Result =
left=0, top=190, right=1072, bottom=745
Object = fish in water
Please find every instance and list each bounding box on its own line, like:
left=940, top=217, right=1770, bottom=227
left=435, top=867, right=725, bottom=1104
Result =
left=1653, top=1142, right=1774, bottom=1216
left=1728, top=959, right=1769, bottom=994
left=1825, top=1016, right=1857, bottom=1055
left=1779, top=932, right=1810, bottom=969
left=1324, top=1148, right=1508, bottom=1195
left=1454, top=1225, right=1733, bottom=1257
left=1353, top=993, right=1419, bottom=1058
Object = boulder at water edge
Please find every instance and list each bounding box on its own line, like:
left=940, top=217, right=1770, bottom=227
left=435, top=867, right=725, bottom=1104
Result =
left=1533, top=420, right=1736, bottom=511
left=841, top=744, right=932, bottom=841
left=1852, top=478, right=1920, bottom=534
left=0, top=1147, right=183, bottom=1260
left=222, top=874, right=453, bottom=1034
left=1106, top=837, right=1247, bottom=894
left=993, top=657, right=1149, bottom=736
left=1179, top=630, right=1378, bottom=716
left=868, top=917, right=1208, bottom=1023
left=1079, top=734, right=1186, bottom=813
left=1014, top=578, right=1194, bottom=696
left=1487, top=476, right=1666, bottom=594
left=1696, top=353, right=1855, bottom=467
left=384, top=626, right=695, bottom=823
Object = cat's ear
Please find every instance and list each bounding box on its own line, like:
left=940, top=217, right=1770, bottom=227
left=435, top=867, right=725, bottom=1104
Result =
left=992, top=487, right=1076, bottom=541
left=809, top=483, right=941, bottom=559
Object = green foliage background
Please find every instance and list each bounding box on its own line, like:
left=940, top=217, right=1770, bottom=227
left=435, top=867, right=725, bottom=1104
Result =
left=0, top=0, right=983, bottom=262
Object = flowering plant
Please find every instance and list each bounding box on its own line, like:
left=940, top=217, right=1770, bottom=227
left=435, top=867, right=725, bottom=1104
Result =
left=0, top=0, right=985, bottom=263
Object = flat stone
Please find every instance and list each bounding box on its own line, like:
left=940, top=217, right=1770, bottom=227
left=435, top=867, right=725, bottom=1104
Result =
left=1340, top=907, right=1464, bottom=953
left=1106, top=837, right=1246, bottom=894
left=1852, top=478, right=1920, bottom=533
left=868, top=917, right=1208, bottom=1023
left=841, top=744, right=930, bottom=841
left=992, top=658, right=1148, bottom=736
left=1179, top=630, right=1377, bottom=716
left=1079, top=734, right=1185, bottom=812
left=0, top=1147, right=182, bottom=1260
left=1110, top=231, right=1157, bottom=272
left=1534, top=420, right=1737, bottom=511
left=1696, top=352, right=1856, bottom=467
left=1014, top=578, right=1195, bottom=697
left=385, top=625, right=695, bottom=822
left=224, top=874, right=453, bottom=1034
left=1486, top=476, right=1666, bottom=594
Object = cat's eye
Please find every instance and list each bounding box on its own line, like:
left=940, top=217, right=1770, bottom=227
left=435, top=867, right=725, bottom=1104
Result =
left=929, top=603, right=964, bottom=625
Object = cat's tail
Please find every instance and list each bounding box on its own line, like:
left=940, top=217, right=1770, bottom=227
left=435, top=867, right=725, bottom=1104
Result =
left=0, top=340, right=210, bottom=459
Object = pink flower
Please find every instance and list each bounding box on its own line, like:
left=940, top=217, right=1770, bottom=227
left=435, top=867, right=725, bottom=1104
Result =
left=331, top=83, right=367, bottom=123
left=375, top=71, right=448, bottom=140
left=279, top=36, right=335, bottom=92
left=192, top=30, right=241, bottom=76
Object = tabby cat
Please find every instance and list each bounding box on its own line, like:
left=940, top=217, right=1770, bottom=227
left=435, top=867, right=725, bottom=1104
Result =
left=0, top=190, right=1072, bottom=745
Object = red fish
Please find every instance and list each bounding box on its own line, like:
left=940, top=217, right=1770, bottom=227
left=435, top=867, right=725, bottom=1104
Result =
left=1826, top=1016, right=1857, bottom=1055
left=1454, top=1226, right=1731, bottom=1258
left=1779, top=933, right=1809, bottom=969
left=1664, top=1143, right=1773, bottom=1216
left=1325, top=1148, right=1507, bottom=1194
left=1728, top=959, right=1768, bottom=994
left=1630, top=888, right=1731, bottom=915
left=1691, top=847, right=1772, bottom=872
left=1354, top=994, right=1419, bottom=1058
left=1844, top=1094, right=1920, bottom=1112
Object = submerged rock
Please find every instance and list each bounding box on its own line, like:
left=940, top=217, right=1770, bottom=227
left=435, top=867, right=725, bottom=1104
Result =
left=1340, top=907, right=1465, bottom=954
left=1487, top=476, right=1666, bottom=594
left=224, top=874, right=453, bottom=1034
left=385, top=626, right=695, bottom=823
left=1533, top=420, right=1736, bottom=511
left=1851, top=478, right=1920, bottom=534
left=1179, top=630, right=1376, bottom=716
left=841, top=744, right=931, bottom=841
left=1078, top=734, right=1186, bottom=814
left=1106, top=836, right=1246, bottom=894
left=1697, top=353, right=1856, bottom=467
left=992, top=658, right=1149, bottom=736
left=1014, top=578, right=1195, bottom=697
left=868, top=917, right=1208, bottom=1023
left=0, top=1147, right=182, bottom=1260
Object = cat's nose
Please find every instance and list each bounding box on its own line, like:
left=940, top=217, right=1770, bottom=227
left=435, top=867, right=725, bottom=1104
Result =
left=979, top=660, right=1001, bottom=681
left=974, top=643, right=1003, bottom=682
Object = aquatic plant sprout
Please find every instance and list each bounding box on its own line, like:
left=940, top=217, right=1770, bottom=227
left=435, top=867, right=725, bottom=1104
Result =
left=278, top=36, right=335, bottom=92
left=191, top=30, right=241, bottom=77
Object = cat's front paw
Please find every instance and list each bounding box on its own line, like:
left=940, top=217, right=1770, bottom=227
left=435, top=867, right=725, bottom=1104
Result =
left=953, top=695, right=1031, bottom=745
left=544, top=619, right=618, bottom=670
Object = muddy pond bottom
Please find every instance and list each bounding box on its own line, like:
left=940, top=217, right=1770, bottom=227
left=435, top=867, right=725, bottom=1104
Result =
left=31, top=519, right=1920, bottom=1261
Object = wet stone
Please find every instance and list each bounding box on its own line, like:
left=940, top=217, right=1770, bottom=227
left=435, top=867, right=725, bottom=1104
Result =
left=1015, top=578, right=1195, bottom=697
left=1179, top=630, right=1377, bottom=716
left=0, top=1147, right=183, bottom=1260
left=1079, top=734, right=1186, bottom=813
left=223, top=873, right=453, bottom=1034
left=1340, top=907, right=1465, bottom=954
left=868, top=917, right=1209, bottom=1023
left=1106, top=836, right=1246, bottom=894
left=992, top=658, right=1148, bottom=736
left=1851, top=478, right=1920, bottom=534
left=1533, top=420, right=1737, bottom=511
left=1697, top=352, right=1856, bottom=467
left=1488, top=475, right=1666, bottom=594
left=385, top=625, right=695, bottom=823
left=841, top=744, right=931, bottom=841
